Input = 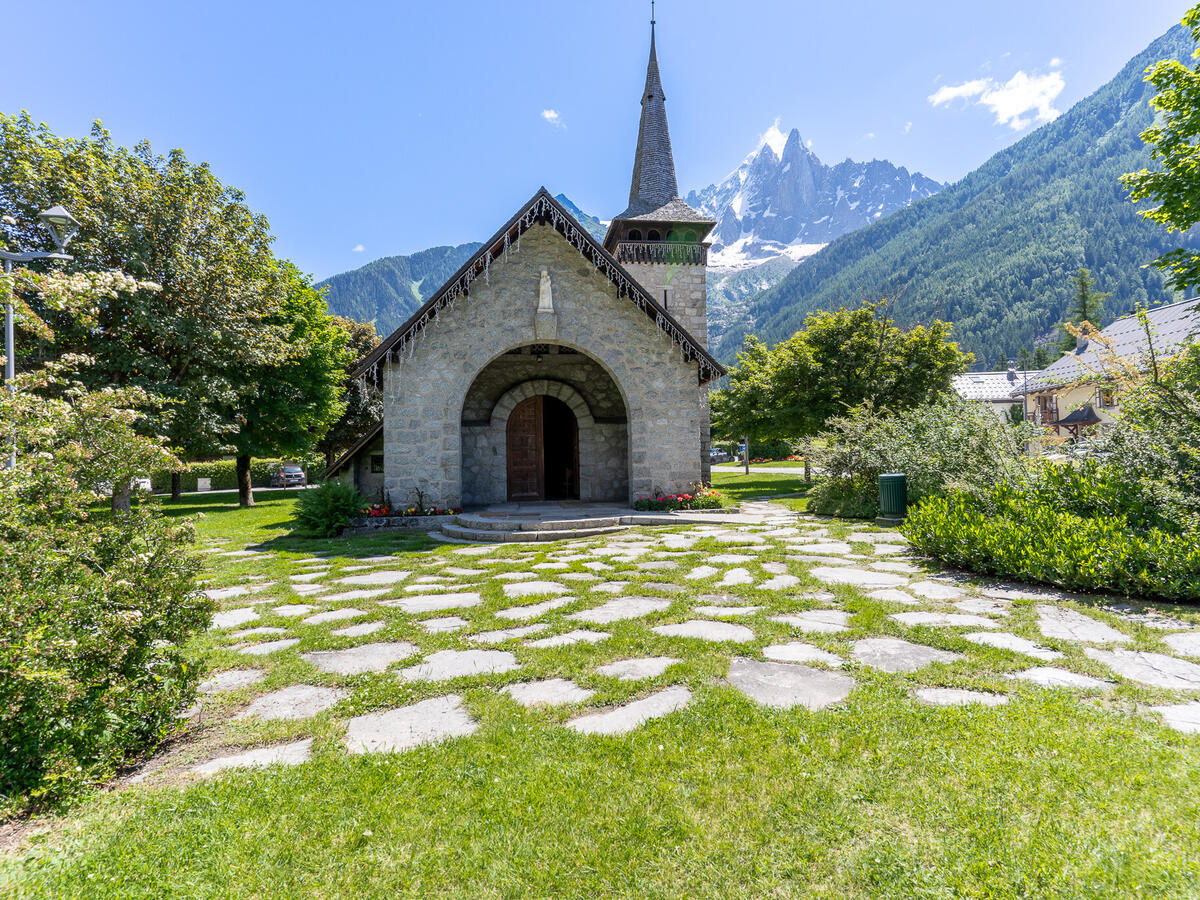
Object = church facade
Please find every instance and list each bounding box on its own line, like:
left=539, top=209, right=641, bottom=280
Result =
left=329, top=26, right=722, bottom=509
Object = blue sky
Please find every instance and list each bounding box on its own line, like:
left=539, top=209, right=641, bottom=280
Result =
left=3, top=0, right=1194, bottom=280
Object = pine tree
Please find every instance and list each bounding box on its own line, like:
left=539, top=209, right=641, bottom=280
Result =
left=1059, top=268, right=1111, bottom=352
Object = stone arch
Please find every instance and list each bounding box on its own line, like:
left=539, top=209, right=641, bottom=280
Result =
left=490, top=379, right=594, bottom=429
left=458, top=351, right=629, bottom=507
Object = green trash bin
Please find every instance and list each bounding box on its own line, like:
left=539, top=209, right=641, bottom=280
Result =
left=877, top=473, right=907, bottom=526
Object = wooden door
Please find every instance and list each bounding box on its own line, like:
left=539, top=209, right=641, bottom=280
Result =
left=506, top=396, right=543, bottom=500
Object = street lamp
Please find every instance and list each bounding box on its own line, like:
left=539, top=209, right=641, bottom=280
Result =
left=1, top=204, right=78, bottom=468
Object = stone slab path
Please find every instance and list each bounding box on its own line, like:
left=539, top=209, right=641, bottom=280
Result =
left=726, top=657, right=854, bottom=710
left=345, top=695, right=477, bottom=754
left=566, top=686, right=693, bottom=736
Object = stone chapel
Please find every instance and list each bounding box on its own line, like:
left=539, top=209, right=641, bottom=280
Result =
left=328, top=23, right=723, bottom=508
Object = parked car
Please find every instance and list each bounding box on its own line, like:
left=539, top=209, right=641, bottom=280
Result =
left=269, top=463, right=307, bottom=488
left=94, top=475, right=153, bottom=495
left=710, top=448, right=731, bottom=463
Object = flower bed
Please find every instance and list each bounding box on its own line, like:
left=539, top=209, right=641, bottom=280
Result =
left=633, top=488, right=723, bottom=511
left=360, top=503, right=461, bottom=518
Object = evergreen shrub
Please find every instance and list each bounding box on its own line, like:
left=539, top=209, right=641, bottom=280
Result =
left=294, top=481, right=366, bottom=536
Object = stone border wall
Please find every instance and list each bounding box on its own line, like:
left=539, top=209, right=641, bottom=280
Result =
left=342, top=515, right=455, bottom=536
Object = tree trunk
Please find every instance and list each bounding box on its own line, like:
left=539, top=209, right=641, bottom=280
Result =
left=171, top=470, right=183, bottom=501
left=237, top=454, right=254, bottom=507
left=743, top=436, right=750, bottom=475
left=804, top=456, right=811, bottom=483
left=111, top=481, right=131, bottom=513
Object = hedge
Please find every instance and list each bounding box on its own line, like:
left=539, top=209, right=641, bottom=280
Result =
left=904, top=487, right=1200, bottom=601
left=149, top=453, right=326, bottom=493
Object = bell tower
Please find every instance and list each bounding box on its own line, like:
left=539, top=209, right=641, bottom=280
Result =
left=603, top=17, right=715, bottom=348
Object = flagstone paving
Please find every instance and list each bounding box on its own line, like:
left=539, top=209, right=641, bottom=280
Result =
left=236, top=685, right=347, bottom=721
left=566, top=686, right=693, bottom=735
left=809, top=566, right=907, bottom=588
left=1007, top=667, right=1114, bottom=689
left=527, top=629, right=611, bottom=648
left=236, top=638, right=299, bottom=656
left=1152, top=701, right=1200, bottom=734
left=170, top=498, right=1200, bottom=790
left=400, top=649, right=520, bottom=681
left=726, top=657, right=854, bottom=710
left=337, top=570, right=410, bottom=586
left=568, top=596, right=671, bottom=623
left=502, top=679, right=595, bottom=707
left=1082, top=648, right=1200, bottom=690
left=192, top=739, right=314, bottom=777
left=652, top=620, right=755, bottom=643
left=1036, top=606, right=1132, bottom=645
left=852, top=638, right=963, bottom=673
left=962, top=632, right=1063, bottom=661
left=345, top=695, right=477, bottom=754
left=301, top=642, right=419, bottom=675
left=771, top=610, right=850, bottom=633
left=763, top=642, right=844, bottom=666
left=596, top=657, right=682, bottom=680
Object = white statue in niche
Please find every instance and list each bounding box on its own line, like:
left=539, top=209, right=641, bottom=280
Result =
left=538, top=266, right=554, bottom=313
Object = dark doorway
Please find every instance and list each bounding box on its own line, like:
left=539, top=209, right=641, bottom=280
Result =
left=506, top=395, right=578, bottom=501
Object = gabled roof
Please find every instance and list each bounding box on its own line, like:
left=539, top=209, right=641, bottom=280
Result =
left=1017, top=297, right=1199, bottom=394
left=324, top=421, right=382, bottom=480
left=353, top=188, right=724, bottom=384
left=952, top=369, right=1041, bottom=402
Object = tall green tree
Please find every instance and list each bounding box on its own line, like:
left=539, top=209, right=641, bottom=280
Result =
left=0, top=113, right=290, bottom=500
left=315, top=316, right=382, bottom=468
left=225, top=263, right=352, bottom=507
left=1058, top=268, right=1110, bottom=352
left=711, top=301, right=971, bottom=448
left=1123, top=4, right=1200, bottom=294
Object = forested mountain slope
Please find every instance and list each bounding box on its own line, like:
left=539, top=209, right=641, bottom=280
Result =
left=717, top=24, right=1199, bottom=366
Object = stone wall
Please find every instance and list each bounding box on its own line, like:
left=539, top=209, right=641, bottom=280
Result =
left=620, top=261, right=708, bottom=350
left=381, top=224, right=707, bottom=508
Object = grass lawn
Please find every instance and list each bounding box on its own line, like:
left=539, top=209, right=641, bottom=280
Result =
left=5, top=491, right=1200, bottom=897
left=710, top=470, right=813, bottom=509
left=714, top=459, right=808, bottom=469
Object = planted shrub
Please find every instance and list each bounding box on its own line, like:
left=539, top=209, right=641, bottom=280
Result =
left=809, top=397, right=1040, bottom=517
left=633, top=487, right=724, bottom=511
left=1, top=376, right=209, bottom=808
left=904, top=484, right=1200, bottom=601
left=294, top=480, right=366, bottom=536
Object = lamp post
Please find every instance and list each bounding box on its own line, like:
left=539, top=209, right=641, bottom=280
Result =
left=1, top=205, right=80, bottom=468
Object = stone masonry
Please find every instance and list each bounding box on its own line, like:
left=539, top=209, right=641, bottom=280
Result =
left=381, top=224, right=707, bottom=509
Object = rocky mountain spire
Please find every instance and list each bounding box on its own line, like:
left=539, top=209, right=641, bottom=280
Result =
left=624, top=22, right=679, bottom=216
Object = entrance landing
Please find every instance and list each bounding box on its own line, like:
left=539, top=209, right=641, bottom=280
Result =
left=438, top=501, right=761, bottom=543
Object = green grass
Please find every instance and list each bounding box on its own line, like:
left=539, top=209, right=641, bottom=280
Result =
left=5, top=493, right=1200, bottom=897
left=710, top=471, right=814, bottom=505
left=714, top=459, right=808, bottom=469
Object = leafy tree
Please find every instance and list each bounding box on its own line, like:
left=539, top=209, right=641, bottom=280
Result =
left=1058, top=268, right=1110, bottom=352
left=0, top=364, right=208, bottom=806
left=225, top=263, right=352, bottom=506
left=315, top=316, right=382, bottom=468
left=0, top=113, right=290, bottom=501
left=711, top=302, right=971, bottom=463
left=1123, top=5, right=1200, bottom=294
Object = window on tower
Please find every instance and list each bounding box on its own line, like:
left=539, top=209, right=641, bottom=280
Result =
left=647, top=229, right=661, bottom=241
left=628, top=228, right=642, bottom=241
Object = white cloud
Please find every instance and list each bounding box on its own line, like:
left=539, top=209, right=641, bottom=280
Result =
left=864, top=132, right=876, bottom=140
left=903, top=121, right=913, bottom=134
left=928, top=68, right=1066, bottom=130
left=805, top=138, right=813, bottom=149
left=1050, top=57, right=1063, bottom=67
left=351, top=244, right=365, bottom=253
left=756, top=118, right=788, bottom=157
left=541, top=109, right=565, bottom=128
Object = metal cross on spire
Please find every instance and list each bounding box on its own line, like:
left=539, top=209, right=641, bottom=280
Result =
left=651, top=0, right=655, bottom=26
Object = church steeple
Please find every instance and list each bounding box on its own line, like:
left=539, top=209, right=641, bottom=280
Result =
left=604, top=18, right=714, bottom=252
left=625, top=20, right=679, bottom=215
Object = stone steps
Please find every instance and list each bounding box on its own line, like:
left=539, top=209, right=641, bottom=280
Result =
left=454, top=512, right=624, bottom=532
left=439, top=522, right=627, bottom=543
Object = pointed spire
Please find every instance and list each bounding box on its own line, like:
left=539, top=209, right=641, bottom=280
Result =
left=624, top=19, right=679, bottom=216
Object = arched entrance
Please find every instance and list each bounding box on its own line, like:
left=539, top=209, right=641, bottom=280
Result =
left=506, top=395, right=579, bottom=501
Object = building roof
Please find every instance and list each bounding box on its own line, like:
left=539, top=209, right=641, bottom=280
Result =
left=608, top=24, right=713, bottom=232
left=952, top=369, right=1041, bottom=402
left=1055, top=403, right=1103, bottom=427
left=352, top=188, right=725, bottom=385
left=324, top=422, right=382, bottom=479
left=1018, top=297, right=1200, bottom=394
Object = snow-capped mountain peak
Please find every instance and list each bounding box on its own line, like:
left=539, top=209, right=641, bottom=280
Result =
left=687, top=125, right=942, bottom=270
